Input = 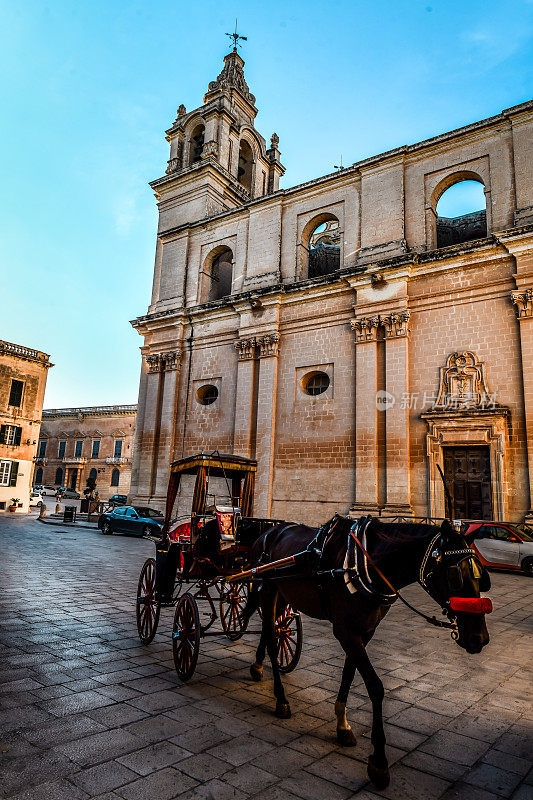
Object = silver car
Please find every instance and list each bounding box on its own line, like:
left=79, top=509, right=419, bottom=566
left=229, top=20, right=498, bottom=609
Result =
left=466, top=522, right=533, bottom=575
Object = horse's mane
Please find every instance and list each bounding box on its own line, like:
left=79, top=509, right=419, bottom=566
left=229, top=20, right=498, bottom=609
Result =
left=330, top=514, right=441, bottom=559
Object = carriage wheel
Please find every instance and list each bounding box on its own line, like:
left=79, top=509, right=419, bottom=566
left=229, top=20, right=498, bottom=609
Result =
left=136, top=558, right=161, bottom=645
left=275, top=604, right=302, bottom=674
left=220, top=581, right=249, bottom=641
left=172, top=593, right=200, bottom=681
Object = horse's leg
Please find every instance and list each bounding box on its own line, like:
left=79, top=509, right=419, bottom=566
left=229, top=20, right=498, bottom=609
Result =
left=257, top=584, right=291, bottom=718
left=355, top=643, right=389, bottom=789
left=335, top=656, right=358, bottom=746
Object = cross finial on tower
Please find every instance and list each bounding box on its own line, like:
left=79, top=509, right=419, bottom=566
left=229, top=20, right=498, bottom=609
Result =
left=225, top=19, right=247, bottom=51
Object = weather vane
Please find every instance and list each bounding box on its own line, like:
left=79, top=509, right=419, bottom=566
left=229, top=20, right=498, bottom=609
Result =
left=226, top=19, right=247, bottom=51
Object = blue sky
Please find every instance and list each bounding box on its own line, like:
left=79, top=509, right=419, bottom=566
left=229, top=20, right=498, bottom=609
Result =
left=1, top=0, right=532, bottom=408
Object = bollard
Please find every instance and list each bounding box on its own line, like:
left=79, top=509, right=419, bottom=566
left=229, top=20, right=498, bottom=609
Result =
left=55, top=503, right=61, bottom=514
left=39, top=502, right=46, bottom=518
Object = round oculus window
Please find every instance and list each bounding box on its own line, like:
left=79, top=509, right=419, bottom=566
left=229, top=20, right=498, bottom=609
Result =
left=196, top=384, right=218, bottom=405
left=302, top=371, right=330, bottom=396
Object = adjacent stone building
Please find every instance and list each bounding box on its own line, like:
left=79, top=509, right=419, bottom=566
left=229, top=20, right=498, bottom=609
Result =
left=37, top=405, right=136, bottom=501
left=130, top=45, right=533, bottom=525
left=0, top=340, right=52, bottom=512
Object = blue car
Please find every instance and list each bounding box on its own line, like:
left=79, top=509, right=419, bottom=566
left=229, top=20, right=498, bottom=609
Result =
left=98, top=505, right=163, bottom=537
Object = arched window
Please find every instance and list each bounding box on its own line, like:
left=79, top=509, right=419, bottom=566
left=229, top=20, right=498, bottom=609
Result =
left=110, top=468, right=120, bottom=487
left=54, top=467, right=63, bottom=486
left=35, top=467, right=43, bottom=485
left=204, top=247, right=233, bottom=302
left=435, top=179, right=486, bottom=248
left=301, top=215, right=341, bottom=278
left=238, top=140, right=253, bottom=194
left=189, top=124, right=205, bottom=165
left=89, top=468, right=97, bottom=483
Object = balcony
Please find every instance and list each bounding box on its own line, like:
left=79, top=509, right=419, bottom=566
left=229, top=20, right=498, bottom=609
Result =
left=63, top=457, right=87, bottom=465
left=35, top=457, right=47, bottom=464
left=106, top=457, right=128, bottom=465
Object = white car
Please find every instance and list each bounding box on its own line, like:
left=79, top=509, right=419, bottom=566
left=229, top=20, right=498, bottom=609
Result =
left=466, top=522, right=533, bottom=575
left=29, top=491, right=44, bottom=507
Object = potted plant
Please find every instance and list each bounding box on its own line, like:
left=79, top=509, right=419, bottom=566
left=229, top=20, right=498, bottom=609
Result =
left=8, top=498, right=20, bottom=512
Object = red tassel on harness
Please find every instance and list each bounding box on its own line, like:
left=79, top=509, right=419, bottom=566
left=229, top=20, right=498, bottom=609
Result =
left=449, top=597, right=493, bottom=614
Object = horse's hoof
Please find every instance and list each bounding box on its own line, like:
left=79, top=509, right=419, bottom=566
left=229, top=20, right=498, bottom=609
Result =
left=336, top=727, right=357, bottom=747
left=275, top=702, right=292, bottom=719
left=250, top=664, right=263, bottom=682
left=367, top=755, right=390, bottom=789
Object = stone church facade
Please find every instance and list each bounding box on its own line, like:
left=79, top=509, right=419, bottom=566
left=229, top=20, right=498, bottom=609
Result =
left=130, top=46, right=533, bottom=525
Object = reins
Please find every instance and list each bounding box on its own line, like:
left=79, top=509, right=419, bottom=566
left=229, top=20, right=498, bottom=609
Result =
left=348, top=525, right=456, bottom=630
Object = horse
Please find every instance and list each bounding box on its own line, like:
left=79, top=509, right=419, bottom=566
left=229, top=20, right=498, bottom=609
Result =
left=241, top=514, right=491, bottom=789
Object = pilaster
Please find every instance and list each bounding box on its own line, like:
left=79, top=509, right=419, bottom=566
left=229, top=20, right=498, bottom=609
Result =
left=350, top=316, right=381, bottom=514
left=253, top=333, right=280, bottom=516
left=511, top=288, right=533, bottom=521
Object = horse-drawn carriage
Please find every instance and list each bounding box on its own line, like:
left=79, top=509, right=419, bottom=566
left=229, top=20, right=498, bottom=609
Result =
left=135, top=452, right=302, bottom=680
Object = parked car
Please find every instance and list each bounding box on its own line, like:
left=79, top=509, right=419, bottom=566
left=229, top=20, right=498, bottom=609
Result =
left=29, top=491, right=43, bottom=507
left=41, top=485, right=56, bottom=496
left=98, top=506, right=164, bottom=537
left=465, top=521, right=533, bottom=575
left=62, top=489, right=81, bottom=499
left=109, top=494, right=127, bottom=506
left=34, top=485, right=43, bottom=491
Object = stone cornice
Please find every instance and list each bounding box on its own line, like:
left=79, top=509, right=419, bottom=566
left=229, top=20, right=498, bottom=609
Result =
left=0, top=340, right=53, bottom=368
left=43, top=405, right=137, bottom=420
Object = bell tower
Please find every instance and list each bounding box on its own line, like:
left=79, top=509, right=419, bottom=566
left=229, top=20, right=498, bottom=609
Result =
left=152, top=43, right=285, bottom=225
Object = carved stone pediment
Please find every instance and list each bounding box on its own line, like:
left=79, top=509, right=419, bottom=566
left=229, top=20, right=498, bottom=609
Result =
left=433, top=352, right=492, bottom=410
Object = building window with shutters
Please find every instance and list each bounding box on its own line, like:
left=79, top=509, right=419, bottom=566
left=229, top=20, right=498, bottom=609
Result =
left=91, top=439, right=101, bottom=459
left=114, top=439, right=123, bottom=458
left=37, top=440, right=47, bottom=458
left=0, top=425, right=22, bottom=446
left=8, top=380, right=24, bottom=408
left=74, top=439, right=83, bottom=458
left=58, top=440, right=66, bottom=458
left=0, top=460, right=11, bottom=485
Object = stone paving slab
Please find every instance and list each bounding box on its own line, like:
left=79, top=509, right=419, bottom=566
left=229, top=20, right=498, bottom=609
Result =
left=1, top=515, right=532, bottom=799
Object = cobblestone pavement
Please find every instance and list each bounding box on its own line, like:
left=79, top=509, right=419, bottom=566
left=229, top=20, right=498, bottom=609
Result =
left=1, top=515, right=532, bottom=800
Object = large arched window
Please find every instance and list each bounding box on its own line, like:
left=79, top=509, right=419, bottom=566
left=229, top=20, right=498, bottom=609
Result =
left=238, top=140, right=254, bottom=194
left=110, top=468, right=120, bottom=487
left=435, top=178, right=487, bottom=248
left=189, top=123, right=205, bottom=165
left=54, top=467, right=63, bottom=486
left=300, top=214, right=341, bottom=278
left=203, top=247, right=233, bottom=302
left=35, top=467, right=43, bottom=485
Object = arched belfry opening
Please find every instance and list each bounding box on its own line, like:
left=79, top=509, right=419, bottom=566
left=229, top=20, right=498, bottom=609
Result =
left=238, top=140, right=254, bottom=193
left=435, top=178, right=487, bottom=248
left=189, top=123, right=205, bottom=165
left=202, top=247, right=234, bottom=302
left=301, top=215, right=341, bottom=278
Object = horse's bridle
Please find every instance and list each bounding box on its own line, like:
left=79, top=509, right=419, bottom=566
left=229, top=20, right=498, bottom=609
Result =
left=348, top=522, right=492, bottom=634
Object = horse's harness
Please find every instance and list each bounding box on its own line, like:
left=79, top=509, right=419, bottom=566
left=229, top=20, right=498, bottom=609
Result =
left=310, top=515, right=491, bottom=632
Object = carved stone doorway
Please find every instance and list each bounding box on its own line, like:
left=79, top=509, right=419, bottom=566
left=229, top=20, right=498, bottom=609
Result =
left=443, top=446, right=492, bottom=520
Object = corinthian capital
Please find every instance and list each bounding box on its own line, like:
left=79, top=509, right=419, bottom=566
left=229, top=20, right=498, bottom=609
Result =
left=234, top=337, right=256, bottom=361
left=381, top=310, right=411, bottom=339
left=257, top=333, right=280, bottom=358
left=350, top=316, right=379, bottom=343
left=511, top=288, right=533, bottom=319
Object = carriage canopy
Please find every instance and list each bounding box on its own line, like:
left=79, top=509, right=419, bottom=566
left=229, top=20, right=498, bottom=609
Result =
left=163, top=453, right=257, bottom=531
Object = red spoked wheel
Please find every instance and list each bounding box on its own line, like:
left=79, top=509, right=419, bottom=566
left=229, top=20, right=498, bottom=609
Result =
left=136, top=558, right=161, bottom=645
left=219, top=581, right=249, bottom=641
left=275, top=604, right=302, bottom=674
left=172, top=592, right=201, bottom=681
